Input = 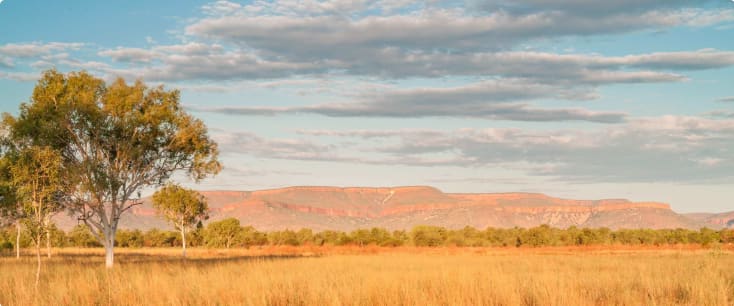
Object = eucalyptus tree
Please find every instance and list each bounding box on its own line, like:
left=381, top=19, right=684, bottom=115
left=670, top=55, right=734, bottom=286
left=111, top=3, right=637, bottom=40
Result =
left=152, top=183, right=209, bottom=258
left=3, top=70, right=221, bottom=268
left=0, top=150, right=21, bottom=259
left=9, top=146, right=63, bottom=286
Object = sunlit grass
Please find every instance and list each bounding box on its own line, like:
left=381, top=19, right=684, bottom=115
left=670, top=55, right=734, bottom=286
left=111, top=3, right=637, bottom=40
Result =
left=1, top=246, right=734, bottom=305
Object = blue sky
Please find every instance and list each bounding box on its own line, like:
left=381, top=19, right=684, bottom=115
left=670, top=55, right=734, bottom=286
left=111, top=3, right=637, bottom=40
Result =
left=1, top=0, right=733, bottom=212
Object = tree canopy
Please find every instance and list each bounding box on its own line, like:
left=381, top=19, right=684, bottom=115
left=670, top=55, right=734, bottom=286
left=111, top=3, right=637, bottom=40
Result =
left=152, top=183, right=209, bottom=257
left=2, top=70, right=221, bottom=267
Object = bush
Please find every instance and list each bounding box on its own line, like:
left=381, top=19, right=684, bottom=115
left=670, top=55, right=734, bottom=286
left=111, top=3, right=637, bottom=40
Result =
left=38, top=224, right=734, bottom=249
left=143, top=229, right=178, bottom=247
left=67, top=225, right=102, bottom=247
left=411, top=226, right=447, bottom=247
left=204, top=218, right=244, bottom=248
left=116, top=229, right=144, bottom=248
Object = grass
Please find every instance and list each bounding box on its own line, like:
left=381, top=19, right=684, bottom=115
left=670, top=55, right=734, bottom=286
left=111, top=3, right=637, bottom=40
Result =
left=1, top=246, right=734, bottom=305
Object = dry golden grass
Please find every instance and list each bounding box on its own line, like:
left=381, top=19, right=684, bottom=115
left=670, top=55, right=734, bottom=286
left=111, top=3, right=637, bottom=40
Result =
left=1, top=246, right=734, bottom=305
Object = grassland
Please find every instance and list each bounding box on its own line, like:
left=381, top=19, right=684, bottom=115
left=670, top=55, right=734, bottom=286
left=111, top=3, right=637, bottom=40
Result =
left=1, top=246, right=734, bottom=306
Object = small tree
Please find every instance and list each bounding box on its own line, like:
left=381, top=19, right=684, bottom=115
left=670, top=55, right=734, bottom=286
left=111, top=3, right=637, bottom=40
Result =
left=9, top=146, right=63, bottom=286
left=152, top=183, right=208, bottom=258
left=0, top=140, right=22, bottom=259
left=410, top=225, right=447, bottom=247
left=204, top=218, right=243, bottom=248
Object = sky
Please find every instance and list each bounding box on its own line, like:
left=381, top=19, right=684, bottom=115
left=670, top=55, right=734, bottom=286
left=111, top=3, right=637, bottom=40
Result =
left=0, top=0, right=733, bottom=213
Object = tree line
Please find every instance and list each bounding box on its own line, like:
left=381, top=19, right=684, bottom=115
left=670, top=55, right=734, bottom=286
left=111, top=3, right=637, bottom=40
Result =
left=2, top=221, right=732, bottom=250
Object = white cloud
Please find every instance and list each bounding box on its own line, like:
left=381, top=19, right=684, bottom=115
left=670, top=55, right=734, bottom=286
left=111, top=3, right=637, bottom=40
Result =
left=0, top=42, right=83, bottom=58
left=189, top=79, right=628, bottom=123
left=286, top=115, right=734, bottom=183
left=0, top=71, right=40, bottom=82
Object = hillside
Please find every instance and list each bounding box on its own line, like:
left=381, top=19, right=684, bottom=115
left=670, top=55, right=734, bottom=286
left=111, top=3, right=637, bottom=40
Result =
left=55, top=186, right=723, bottom=231
left=684, top=211, right=734, bottom=228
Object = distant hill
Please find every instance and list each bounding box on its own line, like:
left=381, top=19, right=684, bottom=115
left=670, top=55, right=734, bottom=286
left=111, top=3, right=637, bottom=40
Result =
left=54, top=186, right=726, bottom=231
left=683, top=211, right=734, bottom=229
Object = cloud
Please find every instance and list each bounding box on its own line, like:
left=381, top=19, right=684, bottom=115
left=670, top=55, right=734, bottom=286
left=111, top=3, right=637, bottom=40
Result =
left=321, top=49, right=695, bottom=81
left=212, top=130, right=343, bottom=161
left=0, top=71, right=40, bottom=82
left=202, top=0, right=243, bottom=16
left=717, top=96, right=734, bottom=103
left=92, top=40, right=734, bottom=86
left=53, top=1, right=732, bottom=86
left=0, top=42, right=84, bottom=58
left=213, top=129, right=476, bottom=166
left=189, top=79, right=627, bottom=123
left=98, top=44, right=324, bottom=81
left=0, top=56, right=12, bottom=68
left=192, top=103, right=626, bottom=123
left=168, top=1, right=734, bottom=83
left=96, top=43, right=713, bottom=84
left=614, top=49, right=734, bottom=70
left=296, top=129, right=444, bottom=139
left=187, top=1, right=733, bottom=59
left=291, top=115, right=734, bottom=183
left=707, top=110, right=734, bottom=118
left=98, top=48, right=158, bottom=63
left=0, top=42, right=85, bottom=73
left=477, top=0, right=720, bottom=16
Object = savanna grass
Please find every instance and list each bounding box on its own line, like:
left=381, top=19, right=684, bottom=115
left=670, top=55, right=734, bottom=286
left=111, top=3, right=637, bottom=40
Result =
left=1, top=246, right=733, bottom=305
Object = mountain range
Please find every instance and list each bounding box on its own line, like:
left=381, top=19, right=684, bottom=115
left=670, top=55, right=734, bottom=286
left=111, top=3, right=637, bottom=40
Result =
left=54, top=186, right=733, bottom=231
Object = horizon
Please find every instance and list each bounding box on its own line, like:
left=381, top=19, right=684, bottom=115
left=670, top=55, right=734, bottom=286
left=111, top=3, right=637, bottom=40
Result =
left=1, top=0, right=733, bottom=213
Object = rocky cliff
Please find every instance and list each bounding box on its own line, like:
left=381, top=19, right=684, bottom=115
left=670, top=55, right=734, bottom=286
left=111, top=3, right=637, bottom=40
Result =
left=684, top=211, right=734, bottom=229
left=55, top=186, right=718, bottom=231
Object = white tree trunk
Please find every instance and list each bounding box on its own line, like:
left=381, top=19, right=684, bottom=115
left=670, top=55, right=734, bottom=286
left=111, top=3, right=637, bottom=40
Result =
left=181, top=226, right=187, bottom=258
left=16, top=220, right=21, bottom=259
left=104, top=243, right=114, bottom=268
left=46, top=230, right=51, bottom=258
left=103, top=228, right=116, bottom=268
left=35, top=234, right=42, bottom=287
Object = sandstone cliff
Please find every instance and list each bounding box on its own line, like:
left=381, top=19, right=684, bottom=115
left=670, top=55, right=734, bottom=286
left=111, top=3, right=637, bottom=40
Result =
left=55, top=186, right=719, bottom=231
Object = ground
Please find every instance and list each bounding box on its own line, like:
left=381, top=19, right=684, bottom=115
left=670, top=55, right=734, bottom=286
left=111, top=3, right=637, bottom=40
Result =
left=1, top=246, right=734, bottom=305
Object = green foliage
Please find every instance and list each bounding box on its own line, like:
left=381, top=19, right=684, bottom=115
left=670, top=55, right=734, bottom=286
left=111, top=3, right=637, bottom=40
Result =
left=350, top=229, right=372, bottom=246
left=116, top=229, right=144, bottom=248
left=312, top=230, right=341, bottom=246
left=204, top=218, right=244, bottom=248
left=152, top=184, right=209, bottom=231
left=3, top=223, right=734, bottom=250
left=268, top=230, right=300, bottom=246
left=721, top=229, right=734, bottom=244
left=2, top=70, right=221, bottom=266
left=152, top=183, right=208, bottom=256
left=67, top=225, right=101, bottom=247
left=241, top=226, right=268, bottom=247
left=142, top=229, right=178, bottom=247
left=411, top=225, right=448, bottom=247
left=46, top=223, right=67, bottom=247
left=7, top=146, right=64, bottom=248
left=0, top=148, right=20, bottom=228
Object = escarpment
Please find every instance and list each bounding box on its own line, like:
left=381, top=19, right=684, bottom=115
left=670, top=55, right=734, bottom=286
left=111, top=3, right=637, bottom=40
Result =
left=55, top=186, right=716, bottom=231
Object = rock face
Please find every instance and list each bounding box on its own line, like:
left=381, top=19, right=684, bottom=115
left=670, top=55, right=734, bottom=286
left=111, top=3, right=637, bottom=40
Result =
left=684, top=211, right=734, bottom=229
left=55, top=186, right=715, bottom=231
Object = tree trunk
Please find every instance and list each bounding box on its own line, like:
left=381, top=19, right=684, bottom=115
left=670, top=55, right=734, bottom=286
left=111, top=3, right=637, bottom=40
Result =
left=16, top=220, right=21, bottom=259
left=104, top=243, right=114, bottom=268
left=45, top=216, right=52, bottom=258
left=180, top=222, right=187, bottom=258
left=103, top=228, right=116, bottom=268
left=35, top=234, right=41, bottom=288
left=46, top=230, right=51, bottom=258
